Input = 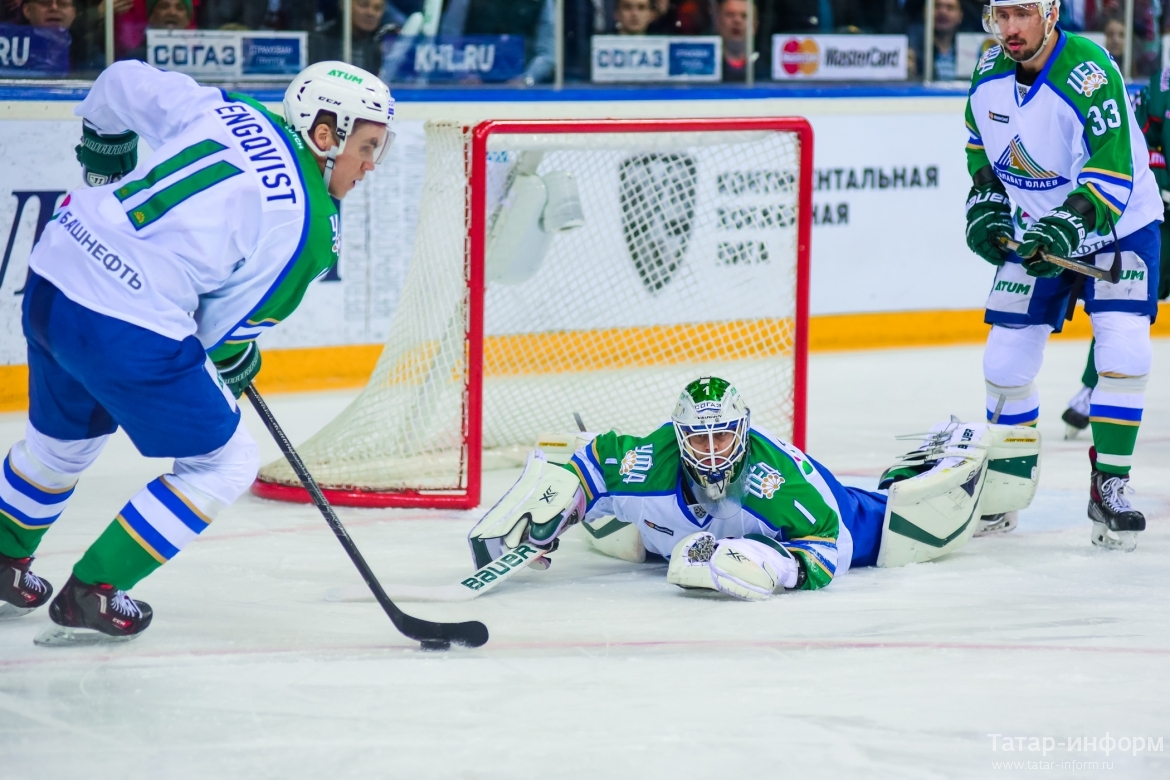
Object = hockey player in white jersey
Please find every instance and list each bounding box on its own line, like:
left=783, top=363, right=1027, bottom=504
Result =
left=0, top=61, right=394, bottom=644
left=964, top=0, right=1158, bottom=550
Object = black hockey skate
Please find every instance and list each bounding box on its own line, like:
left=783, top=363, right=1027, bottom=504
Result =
left=1061, top=386, right=1091, bottom=440
left=0, top=553, right=53, bottom=619
left=1088, top=448, right=1144, bottom=553
left=974, top=511, right=1018, bottom=537
left=34, top=575, right=153, bottom=647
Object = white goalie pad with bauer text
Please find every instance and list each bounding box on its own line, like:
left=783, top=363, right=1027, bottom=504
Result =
left=878, top=422, right=1040, bottom=568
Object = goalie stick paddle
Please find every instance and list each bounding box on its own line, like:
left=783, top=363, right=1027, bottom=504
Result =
left=324, top=543, right=547, bottom=603
left=244, top=386, right=489, bottom=650
left=998, top=237, right=1122, bottom=284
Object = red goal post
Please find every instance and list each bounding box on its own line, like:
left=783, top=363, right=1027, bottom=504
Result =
left=252, top=117, right=813, bottom=510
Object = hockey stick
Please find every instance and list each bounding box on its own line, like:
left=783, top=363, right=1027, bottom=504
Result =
left=324, top=542, right=546, bottom=603
left=244, top=386, right=489, bottom=650
left=998, top=237, right=1122, bottom=284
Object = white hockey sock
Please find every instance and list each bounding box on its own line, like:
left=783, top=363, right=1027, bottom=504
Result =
left=985, top=381, right=1039, bottom=426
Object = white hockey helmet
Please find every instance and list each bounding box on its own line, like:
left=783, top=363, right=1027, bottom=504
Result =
left=672, top=376, right=751, bottom=500
left=283, top=61, right=395, bottom=186
left=982, top=0, right=1061, bottom=63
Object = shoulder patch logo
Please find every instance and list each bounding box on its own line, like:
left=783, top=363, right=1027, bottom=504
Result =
left=993, top=135, right=1071, bottom=191
left=977, top=45, right=1001, bottom=75
left=747, top=462, right=786, bottom=500
left=619, top=444, right=654, bottom=484
left=1067, top=61, right=1109, bottom=97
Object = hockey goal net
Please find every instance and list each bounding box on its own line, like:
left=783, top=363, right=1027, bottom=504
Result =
left=253, top=118, right=812, bottom=508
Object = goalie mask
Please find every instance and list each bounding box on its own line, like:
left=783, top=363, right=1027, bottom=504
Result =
left=672, top=377, right=751, bottom=506
left=982, top=0, right=1060, bottom=63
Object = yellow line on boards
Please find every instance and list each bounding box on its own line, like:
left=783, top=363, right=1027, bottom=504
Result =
left=0, top=304, right=1165, bottom=412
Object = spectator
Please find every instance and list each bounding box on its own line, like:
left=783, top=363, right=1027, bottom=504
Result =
left=196, top=0, right=320, bottom=33
left=312, top=0, right=391, bottom=73
left=439, top=0, right=555, bottom=84
left=564, top=0, right=615, bottom=80
left=716, top=0, right=763, bottom=82
left=1102, top=12, right=1125, bottom=70
left=146, top=0, right=189, bottom=29
left=21, top=0, right=74, bottom=28
left=615, top=0, right=654, bottom=34
left=647, top=0, right=711, bottom=35
left=931, top=0, right=962, bottom=80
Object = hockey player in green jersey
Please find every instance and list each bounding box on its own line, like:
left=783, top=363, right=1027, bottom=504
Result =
left=0, top=61, right=395, bottom=644
left=963, top=0, right=1158, bottom=550
left=1060, top=71, right=1170, bottom=439
left=467, top=377, right=1042, bottom=601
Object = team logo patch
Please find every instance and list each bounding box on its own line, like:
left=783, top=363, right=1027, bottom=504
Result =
left=747, top=462, right=785, bottom=499
left=618, top=153, right=697, bottom=293
left=619, top=444, right=654, bottom=484
left=976, top=45, right=1001, bottom=75
left=993, top=136, right=1070, bottom=191
left=1067, top=61, right=1109, bottom=97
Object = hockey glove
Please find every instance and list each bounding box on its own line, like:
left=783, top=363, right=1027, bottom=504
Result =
left=214, top=342, right=261, bottom=398
left=1015, top=206, right=1087, bottom=278
left=709, top=535, right=800, bottom=601
left=965, top=180, right=1014, bottom=266
left=76, top=123, right=138, bottom=188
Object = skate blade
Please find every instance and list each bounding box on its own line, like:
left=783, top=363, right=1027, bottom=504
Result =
left=33, top=625, right=141, bottom=648
left=1090, top=522, right=1138, bottom=553
left=0, top=603, right=36, bottom=620
left=974, top=511, right=1018, bottom=538
left=1064, top=424, right=1084, bottom=441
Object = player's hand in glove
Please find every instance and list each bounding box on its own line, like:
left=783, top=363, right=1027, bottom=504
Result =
left=965, top=178, right=1014, bottom=266
left=213, top=342, right=262, bottom=398
left=76, top=122, right=138, bottom=187
left=1015, top=205, right=1088, bottom=278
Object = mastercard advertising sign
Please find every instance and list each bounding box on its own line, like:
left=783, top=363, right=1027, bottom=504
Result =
left=772, top=34, right=908, bottom=81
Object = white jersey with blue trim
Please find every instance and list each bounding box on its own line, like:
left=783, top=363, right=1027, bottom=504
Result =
left=28, top=61, right=314, bottom=348
left=966, top=33, right=1162, bottom=252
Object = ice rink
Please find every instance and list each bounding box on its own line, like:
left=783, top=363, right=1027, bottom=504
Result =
left=2, top=338, right=1168, bottom=779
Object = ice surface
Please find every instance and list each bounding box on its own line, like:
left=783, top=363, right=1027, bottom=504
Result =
left=1, top=340, right=1168, bottom=779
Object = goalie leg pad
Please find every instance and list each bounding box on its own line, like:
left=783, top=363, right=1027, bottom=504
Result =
left=580, top=515, right=646, bottom=563
left=979, top=424, right=1041, bottom=516
left=877, top=425, right=992, bottom=568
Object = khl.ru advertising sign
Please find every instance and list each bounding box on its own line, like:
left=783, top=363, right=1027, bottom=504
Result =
left=772, top=34, right=907, bottom=81
left=591, top=35, right=721, bottom=83
left=381, top=35, right=527, bottom=83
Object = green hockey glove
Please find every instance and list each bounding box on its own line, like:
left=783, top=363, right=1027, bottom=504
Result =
left=965, top=181, right=1013, bottom=266
left=214, top=342, right=261, bottom=399
left=1016, top=206, right=1088, bottom=278
left=76, top=123, right=138, bottom=187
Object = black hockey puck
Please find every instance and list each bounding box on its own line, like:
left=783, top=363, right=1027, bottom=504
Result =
left=420, top=639, right=451, bottom=652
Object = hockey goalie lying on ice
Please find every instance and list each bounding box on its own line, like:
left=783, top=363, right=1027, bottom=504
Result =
left=468, top=376, right=1041, bottom=601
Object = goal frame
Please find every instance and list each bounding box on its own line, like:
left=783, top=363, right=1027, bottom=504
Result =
left=252, top=117, right=813, bottom=510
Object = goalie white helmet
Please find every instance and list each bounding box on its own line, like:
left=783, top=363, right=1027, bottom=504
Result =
left=982, top=0, right=1061, bottom=63
left=671, top=377, right=751, bottom=505
left=283, top=61, right=395, bottom=187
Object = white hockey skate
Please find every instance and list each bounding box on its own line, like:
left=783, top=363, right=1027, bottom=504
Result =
left=1061, top=386, right=1091, bottom=440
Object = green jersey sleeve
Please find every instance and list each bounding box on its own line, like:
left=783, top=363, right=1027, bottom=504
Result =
left=1053, top=43, right=1139, bottom=229
left=741, top=432, right=842, bottom=590
left=561, top=424, right=680, bottom=507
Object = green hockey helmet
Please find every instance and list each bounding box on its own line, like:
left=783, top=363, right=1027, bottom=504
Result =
left=671, top=377, right=751, bottom=498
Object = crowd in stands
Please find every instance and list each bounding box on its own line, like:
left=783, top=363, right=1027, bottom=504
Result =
left=0, top=0, right=1166, bottom=82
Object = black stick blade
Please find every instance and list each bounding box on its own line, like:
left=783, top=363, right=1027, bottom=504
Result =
left=398, top=612, right=489, bottom=648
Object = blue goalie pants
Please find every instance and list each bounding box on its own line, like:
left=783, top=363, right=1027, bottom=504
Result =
left=808, top=455, right=887, bottom=568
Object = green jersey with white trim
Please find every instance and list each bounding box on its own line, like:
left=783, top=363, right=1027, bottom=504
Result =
left=29, top=61, right=339, bottom=362
left=563, top=424, right=847, bottom=590
left=964, top=31, right=1162, bottom=252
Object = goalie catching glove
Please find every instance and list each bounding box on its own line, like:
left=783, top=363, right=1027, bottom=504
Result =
left=666, top=532, right=802, bottom=602
left=468, top=451, right=585, bottom=569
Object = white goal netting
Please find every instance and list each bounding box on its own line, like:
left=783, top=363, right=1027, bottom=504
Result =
left=258, top=120, right=805, bottom=499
